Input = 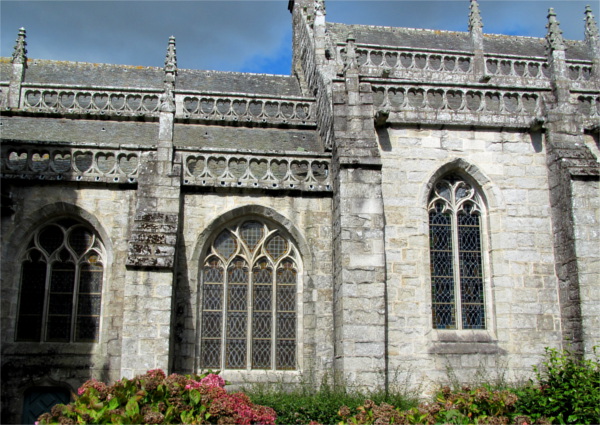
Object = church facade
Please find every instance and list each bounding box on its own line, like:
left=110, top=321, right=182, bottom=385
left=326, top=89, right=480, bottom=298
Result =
left=1, top=0, right=599, bottom=422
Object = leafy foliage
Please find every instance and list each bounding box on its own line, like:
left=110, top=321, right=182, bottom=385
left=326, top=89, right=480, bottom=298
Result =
left=513, top=347, right=600, bottom=424
left=37, top=370, right=276, bottom=425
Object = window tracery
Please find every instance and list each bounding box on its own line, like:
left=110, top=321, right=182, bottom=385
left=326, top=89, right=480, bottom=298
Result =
left=16, top=218, right=105, bottom=342
left=428, top=175, right=485, bottom=330
left=200, top=219, right=299, bottom=370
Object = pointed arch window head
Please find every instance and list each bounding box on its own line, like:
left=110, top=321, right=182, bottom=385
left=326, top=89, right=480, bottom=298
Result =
left=16, top=218, right=105, bottom=343
left=428, top=175, right=485, bottom=330
left=201, top=219, right=299, bottom=371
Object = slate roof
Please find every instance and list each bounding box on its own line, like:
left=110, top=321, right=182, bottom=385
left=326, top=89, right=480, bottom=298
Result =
left=0, top=58, right=305, bottom=97
left=326, top=22, right=592, bottom=61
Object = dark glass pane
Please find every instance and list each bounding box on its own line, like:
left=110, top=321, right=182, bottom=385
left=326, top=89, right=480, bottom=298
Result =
left=214, top=231, right=236, bottom=260
left=68, top=226, right=94, bottom=257
left=226, top=339, right=246, bottom=369
left=227, top=312, right=247, bottom=339
left=79, top=264, right=103, bottom=293
left=17, top=314, right=43, bottom=342
left=18, top=259, right=46, bottom=316
left=240, top=221, right=263, bottom=253
left=203, top=258, right=223, bottom=283
left=276, top=339, right=296, bottom=370
left=432, top=302, right=456, bottom=329
left=462, top=304, right=485, bottom=330
left=202, top=339, right=221, bottom=368
left=277, top=286, right=296, bottom=312
left=254, top=285, right=272, bottom=311
left=228, top=258, right=248, bottom=284
left=252, top=261, right=272, bottom=284
left=46, top=315, right=71, bottom=342
left=49, top=263, right=75, bottom=293
left=38, top=225, right=64, bottom=256
left=266, top=235, right=287, bottom=260
left=77, top=294, right=101, bottom=315
left=203, top=312, right=222, bottom=338
left=48, top=294, right=73, bottom=314
left=277, top=312, right=296, bottom=339
left=252, top=312, right=271, bottom=339
left=75, top=316, right=99, bottom=342
left=277, top=260, right=297, bottom=284
left=203, top=284, right=223, bottom=310
left=252, top=339, right=271, bottom=369
left=228, top=285, right=247, bottom=311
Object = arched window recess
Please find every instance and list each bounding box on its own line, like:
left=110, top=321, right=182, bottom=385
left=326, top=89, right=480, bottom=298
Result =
left=16, top=218, right=105, bottom=343
left=428, top=174, right=486, bottom=330
left=200, top=219, right=299, bottom=371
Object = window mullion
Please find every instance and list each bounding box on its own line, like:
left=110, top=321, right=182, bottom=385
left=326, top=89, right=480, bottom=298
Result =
left=41, top=261, right=52, bottom=342
left=71, top=262, right=80, bottom=342
left=247, top=256, right=253, bottom=371
left=221, top=261, right=228, bottom=370
left=452, top=209, right=462, bottom=330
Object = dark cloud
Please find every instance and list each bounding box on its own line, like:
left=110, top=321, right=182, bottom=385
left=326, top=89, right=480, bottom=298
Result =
left=1, top=1, right=597, bottom=75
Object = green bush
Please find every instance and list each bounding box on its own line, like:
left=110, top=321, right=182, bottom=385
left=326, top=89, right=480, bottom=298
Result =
left=37, top=369, right=276, bottom=424
left=245, top=377, right=417, bottom=425
left=513, top=347, right=600, bottom=424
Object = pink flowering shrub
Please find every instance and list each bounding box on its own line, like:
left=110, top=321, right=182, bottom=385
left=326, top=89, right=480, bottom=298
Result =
left=37, top=370, right=276, bottom=425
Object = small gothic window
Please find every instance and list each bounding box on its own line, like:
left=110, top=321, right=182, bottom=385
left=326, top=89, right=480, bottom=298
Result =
left=200, top=219, right=299, bottom=370
left=16, top=218, right=105, bottom=342
left=428, top=175, right=485, bottom=330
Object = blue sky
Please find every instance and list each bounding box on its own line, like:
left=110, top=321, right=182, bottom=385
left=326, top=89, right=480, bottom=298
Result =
left=1, top=1, right=598, bottom=75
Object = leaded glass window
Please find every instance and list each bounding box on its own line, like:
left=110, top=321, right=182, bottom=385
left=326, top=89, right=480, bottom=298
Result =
left=428, top=175, right=485, bottom=330
left=16, top=219, right=105, bottom=342
left=200, top=220, right=299, bottom=370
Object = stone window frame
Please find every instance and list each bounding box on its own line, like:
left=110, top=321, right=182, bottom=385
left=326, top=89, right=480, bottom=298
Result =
left=198, top=217, right=302, bottom=372
left=14, top=217, right=107, bottom=344
left=428, top=173, right=487, bottom=330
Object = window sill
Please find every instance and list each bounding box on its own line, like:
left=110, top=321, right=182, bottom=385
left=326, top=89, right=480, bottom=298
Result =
left=428, top=329, right=505, bottom=355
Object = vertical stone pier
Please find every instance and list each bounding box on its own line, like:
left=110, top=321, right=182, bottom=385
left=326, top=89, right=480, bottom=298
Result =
left=121, top=37, right=182, bottom=377
left=331, top=34, right=387, bottom=387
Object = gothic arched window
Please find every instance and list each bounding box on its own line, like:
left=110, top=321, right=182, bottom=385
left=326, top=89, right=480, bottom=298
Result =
left=200, top=220, right=299, bottom=370
left=428, top=175, right=485, bottom=330
left=16, top=218, right=105, bottom=342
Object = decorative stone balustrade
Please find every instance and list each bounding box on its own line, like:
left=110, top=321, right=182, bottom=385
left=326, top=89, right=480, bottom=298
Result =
left=180, top=151, right=331, bottom=192
left=371, top=82, right=547, bottom=126
left=1, top=144, right=142, bottom=183
left=575, top=91, right=600, bottom=127
left=484, top=56, right=550, bottom=80
left=175, top=94, right=316, bottom=126
left=340, top=44, right=473, bottom=76
left=20, top=86, right=162, bottom=116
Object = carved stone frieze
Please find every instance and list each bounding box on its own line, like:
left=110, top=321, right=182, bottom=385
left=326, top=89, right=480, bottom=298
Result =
left=21, top=87, right=162, bottom=116
left=1, top=143, right=143, bottom=183
left=180, top=150, right=331, bottom=192
left=176, top=94, right=316, bottom=126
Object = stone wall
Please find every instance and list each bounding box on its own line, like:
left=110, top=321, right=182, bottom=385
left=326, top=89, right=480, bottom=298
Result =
left=379, top=126, right=563, bottom=389
left=172, top=191, right=334, bottom=384
left=1, top=184, right=136, bottom=421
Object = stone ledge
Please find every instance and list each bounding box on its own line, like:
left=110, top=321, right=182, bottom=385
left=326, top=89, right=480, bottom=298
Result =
left=428, top=342, right=506, bottom=355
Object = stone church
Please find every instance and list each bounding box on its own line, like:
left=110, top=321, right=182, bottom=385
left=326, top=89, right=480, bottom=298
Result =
left=1, top=0, right=598, bottom=422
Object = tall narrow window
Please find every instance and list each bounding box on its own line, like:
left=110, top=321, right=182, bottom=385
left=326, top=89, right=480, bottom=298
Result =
left=428, top=175, right=485, bottom=330
left=16, top=218, right=105, bottom=342
left=200, top=220, right=299, bottom=370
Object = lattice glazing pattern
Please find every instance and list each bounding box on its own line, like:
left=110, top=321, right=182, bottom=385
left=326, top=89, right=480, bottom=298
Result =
left=428, top=176, right=485, bottom=330
left=201, top=220, right=299, bottom=370
left=16, top=220, right=105, bottom=342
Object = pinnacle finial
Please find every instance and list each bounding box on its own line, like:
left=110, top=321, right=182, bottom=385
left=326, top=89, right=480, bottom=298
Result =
left=164, top=35, right=177, bottom=75
left=161, top=36, right=177, bottom=113
left=469, top=0, right=483, bottom=33
left=546, top=8, right=566, bottom=52
left=343, top=32, right=358, bottom=72
left=315, top=0, right=326, bottom=16
left=585, top=5, right=599, bottom=44
left=12, top=27, right=27, bottom=65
